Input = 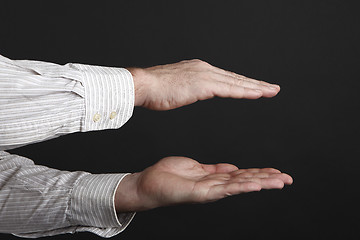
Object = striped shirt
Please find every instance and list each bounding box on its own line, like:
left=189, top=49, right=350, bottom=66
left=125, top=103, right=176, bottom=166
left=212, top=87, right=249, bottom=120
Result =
left=0, top=54, right=135, bottom=238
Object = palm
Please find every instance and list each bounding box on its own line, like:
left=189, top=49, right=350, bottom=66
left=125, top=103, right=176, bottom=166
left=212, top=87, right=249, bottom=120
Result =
left=136, top=156, right=293, bottom=209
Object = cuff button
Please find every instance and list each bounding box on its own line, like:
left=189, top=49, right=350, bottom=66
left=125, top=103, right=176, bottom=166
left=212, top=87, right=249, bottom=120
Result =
left=93, top=113, right=101, bottom=122
left=110, top=111, right=117, bottom=120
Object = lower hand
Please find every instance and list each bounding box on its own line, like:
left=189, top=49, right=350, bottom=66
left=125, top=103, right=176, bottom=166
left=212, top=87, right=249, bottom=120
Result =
left=128, top=59, right=280, bottom=110
left=115, top=156, right=293, bottom=212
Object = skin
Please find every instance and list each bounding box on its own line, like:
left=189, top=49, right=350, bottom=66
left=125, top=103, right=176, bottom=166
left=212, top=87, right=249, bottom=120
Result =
left=115, top=59, right=292, bottom=212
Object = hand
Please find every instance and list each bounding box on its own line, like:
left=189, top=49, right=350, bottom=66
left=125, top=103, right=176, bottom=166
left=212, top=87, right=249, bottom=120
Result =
left=128, top=59, right=281, bottom=110
left=115, top=156, right=293, bottom=212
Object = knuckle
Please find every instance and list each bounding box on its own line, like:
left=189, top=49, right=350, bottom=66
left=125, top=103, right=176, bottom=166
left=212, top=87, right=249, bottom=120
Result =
left=191, top=59, right=211, bottom=68
left=199, top=71, right=213, bottom=79
left=191, top=58, right=204, bottom=63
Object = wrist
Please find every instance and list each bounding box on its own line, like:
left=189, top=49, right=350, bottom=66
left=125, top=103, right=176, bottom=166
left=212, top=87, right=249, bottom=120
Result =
left=126, top=67, right=148, bottom=107
left=115, top=172, right=143, bottom=212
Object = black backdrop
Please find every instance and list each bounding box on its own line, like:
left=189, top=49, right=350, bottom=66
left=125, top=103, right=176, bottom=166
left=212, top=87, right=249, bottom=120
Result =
left=1, top=1, right=359, bottom=239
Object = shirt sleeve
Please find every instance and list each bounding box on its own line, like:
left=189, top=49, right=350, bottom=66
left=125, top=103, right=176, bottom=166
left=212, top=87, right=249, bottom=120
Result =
left=0, top=150, right=135, bottom=238
left=0, top=54, right=136, bottom=237
left=0, top=54, right=134, bottom=151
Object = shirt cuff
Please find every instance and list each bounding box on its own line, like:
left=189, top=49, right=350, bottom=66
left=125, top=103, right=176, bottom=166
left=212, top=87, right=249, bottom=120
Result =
left=69, top=63, right=135, bottom=132
left=70, top=173, right=135, bottom=238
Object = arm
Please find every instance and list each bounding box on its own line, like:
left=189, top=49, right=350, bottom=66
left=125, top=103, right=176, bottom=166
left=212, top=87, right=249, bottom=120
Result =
left=0, top=55, right=278, bottom=150
left=0, top=54, right=134, bottom=150
left=0, top=151, right=292, bottom=238
left=0, top=150, right=134, bottom=238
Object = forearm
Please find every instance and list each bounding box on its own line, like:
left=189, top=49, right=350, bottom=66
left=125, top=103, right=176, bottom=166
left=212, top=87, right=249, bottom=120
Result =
left=0, top=55, right=134, bottom=150
left=0, top=151, right=135, bottom=238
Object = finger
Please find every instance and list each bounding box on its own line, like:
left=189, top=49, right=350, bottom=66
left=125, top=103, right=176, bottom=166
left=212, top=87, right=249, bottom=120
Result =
left=212, top=71, right=280, bottom=97
left=256, top=172, right=293, bottom=185
left=207, top=182, right=262, bottom=200
left=274, top=173, right=293, bottom=185
left=231, top=172, right=293, bottom=185
left=215, top=163, right=239, bottom=173
left=212, top=67, right=280, bottom=90
left=207, top=81, right=263, bottom=100
left=232, top=172, right=276, bottom=178
left=201, top=173, right=231, bottom=182
left=260, top=168, right=282, bottom=173
left=230, top=168, right=281, bottom=175
left=230, top=177, right=285, bottom=189
left=202, top=163, right=239, bottom=174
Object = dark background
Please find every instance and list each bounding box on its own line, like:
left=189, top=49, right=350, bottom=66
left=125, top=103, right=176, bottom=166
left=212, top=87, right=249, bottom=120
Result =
left=1, top=0, right=359, bottom=239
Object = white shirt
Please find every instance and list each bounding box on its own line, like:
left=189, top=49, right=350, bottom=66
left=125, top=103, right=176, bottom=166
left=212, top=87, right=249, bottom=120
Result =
left=0, top=54, right=135, bottom=238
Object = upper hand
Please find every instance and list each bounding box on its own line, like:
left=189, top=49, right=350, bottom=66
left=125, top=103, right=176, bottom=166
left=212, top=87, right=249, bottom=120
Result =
left=115, top=156, right=293, bottom=212
left=128, top=59, right=280, bottom=110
